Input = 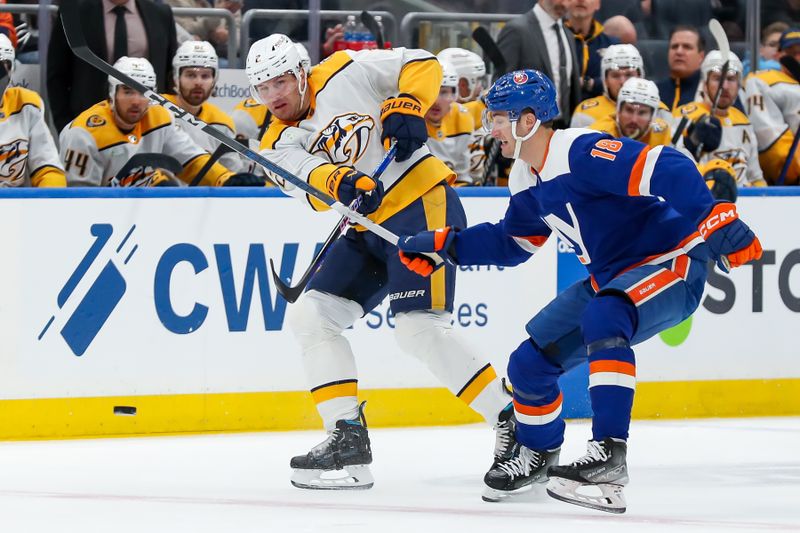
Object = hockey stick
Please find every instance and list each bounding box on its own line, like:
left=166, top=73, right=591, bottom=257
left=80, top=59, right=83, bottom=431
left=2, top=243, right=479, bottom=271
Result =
left=694, top=19, right=729, bottom=159
left=58, top=3, right=440, bottom=263
left=776, top=56, right=800, bottom=185
left=360, top=10, right=384, bottom=49
left=472, top=26, right=506, bottom=76
left=115, top=153, right=182, bottom=182
left=481, top=137, right=501, bottom=186
left=670, top=116, right=689, bottom=146
left=269, top=142, right=397, bottom=303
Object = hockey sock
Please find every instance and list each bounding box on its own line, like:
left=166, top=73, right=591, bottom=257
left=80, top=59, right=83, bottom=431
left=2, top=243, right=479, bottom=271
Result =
left=507, top=338, right=565, bottom=450
left=582, top=294, right=638, bottom=441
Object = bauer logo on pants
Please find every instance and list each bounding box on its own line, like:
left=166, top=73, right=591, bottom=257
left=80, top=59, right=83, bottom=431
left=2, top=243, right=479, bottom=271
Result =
left=38, top=223, right=137, bottom=357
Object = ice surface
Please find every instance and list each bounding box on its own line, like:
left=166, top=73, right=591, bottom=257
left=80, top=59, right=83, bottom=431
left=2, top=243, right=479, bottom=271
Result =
left=0, top=417, right=798, bottom=532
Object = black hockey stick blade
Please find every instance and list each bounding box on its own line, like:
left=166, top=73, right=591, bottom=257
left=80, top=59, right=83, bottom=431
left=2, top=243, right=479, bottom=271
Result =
left=269, top=222, right=340, bottom=303
left=360, top=10, right=384, bottom=49
left=190, top=142, right=233, bottom=186
left=115, top=153, right=182, bottom=181
left=780, top=55, right=800, bottom=82
left=472, top=26, right=506, bottom=74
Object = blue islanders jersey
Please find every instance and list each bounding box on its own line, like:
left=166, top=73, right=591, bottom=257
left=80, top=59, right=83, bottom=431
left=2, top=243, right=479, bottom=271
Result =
left=455, top=128, right=714, bottom=287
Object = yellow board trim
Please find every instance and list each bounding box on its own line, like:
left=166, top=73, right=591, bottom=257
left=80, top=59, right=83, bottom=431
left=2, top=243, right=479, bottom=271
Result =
left=458, top=365, right=498, bottom=406
left=310, top=381, right=358, bottom=404
left=0, top=378, right=798, bottom=440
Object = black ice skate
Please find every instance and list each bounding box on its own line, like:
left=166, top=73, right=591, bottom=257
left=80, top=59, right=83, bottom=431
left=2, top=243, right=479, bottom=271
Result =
left=482, top=443, right=560, bottom=502
left=492, top=384, right=517, bottom=466
left=546, top=438, right=629, bottom=514
left=290, top=401, right=373, bottom=490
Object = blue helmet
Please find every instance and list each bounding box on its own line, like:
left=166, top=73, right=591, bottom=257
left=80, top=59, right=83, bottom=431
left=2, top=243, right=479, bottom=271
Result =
left=485, top=69, right=559, bottom=123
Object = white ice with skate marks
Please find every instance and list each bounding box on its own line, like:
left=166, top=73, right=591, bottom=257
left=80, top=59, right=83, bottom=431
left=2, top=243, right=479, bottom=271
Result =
left=0, top=417, right=798, bottom=532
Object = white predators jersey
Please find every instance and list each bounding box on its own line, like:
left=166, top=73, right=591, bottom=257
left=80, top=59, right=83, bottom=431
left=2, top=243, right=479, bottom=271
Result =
left=0, top=87, right=65, bottom=187
left=260, top=48, right=454, bottom=223
left=675, top=102, right=764, bottom=186
left=426, top=102, right=474, bottom=184
left=744, top=69, right=800, bottom=183
left=163, top=93, right=243, bottom=172
left=59, top=100, right=230, bottom=187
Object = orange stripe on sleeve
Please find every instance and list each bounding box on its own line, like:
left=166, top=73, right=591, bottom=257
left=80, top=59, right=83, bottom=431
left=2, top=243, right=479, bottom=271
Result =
left=627, top=145, right=651, bottom=196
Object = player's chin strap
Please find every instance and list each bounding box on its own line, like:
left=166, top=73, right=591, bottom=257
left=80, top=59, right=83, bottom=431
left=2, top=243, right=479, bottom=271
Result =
left=296, top=68, right=308, bottom=116
left=511, top=117, right=541, bottom=160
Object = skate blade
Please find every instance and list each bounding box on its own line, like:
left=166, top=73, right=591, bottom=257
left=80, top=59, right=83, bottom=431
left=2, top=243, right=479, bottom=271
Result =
left=291, top=464, right=374, bottom=491
left=546, top=476, right=626, bottom=514
left=482, top=476, right=549, bottom=503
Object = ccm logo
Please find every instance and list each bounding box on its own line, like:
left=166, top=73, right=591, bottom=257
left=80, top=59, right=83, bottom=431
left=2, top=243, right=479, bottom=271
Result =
left=699, top=208, right=737, bottom=238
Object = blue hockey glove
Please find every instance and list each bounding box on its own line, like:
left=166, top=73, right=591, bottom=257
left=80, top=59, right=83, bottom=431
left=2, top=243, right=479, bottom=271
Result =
left=397, top=227, right=457, bottom=277
left=698, top=202, right=763, bottom=272
left=685, top=115, right=722, bottom=156
left=328, top=166, right=384, bottom=215
left=380, top=94, right=428, bottom=162
left=223, top=172, right=267, bottom=186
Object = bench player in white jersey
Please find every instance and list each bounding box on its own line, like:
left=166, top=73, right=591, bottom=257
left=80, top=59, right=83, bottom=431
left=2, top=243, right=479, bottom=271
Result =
left=0, top=34, right=65, bottom=187
left=397, top=69, right=761, bottom=512
left=164, top=40, right=242, bottom=173
left=745, top=28, right=800, bottom=184
left=436, top=48, right=495, bottom=183
left=59, top=57, right=237, bottom=187
left=590, top=77, right=673, bottom=147
left=675, top=50, right=767, bottom=187
left=425, top=61, right=475, bottom=184
left=248, top=34, right=512, bottom=490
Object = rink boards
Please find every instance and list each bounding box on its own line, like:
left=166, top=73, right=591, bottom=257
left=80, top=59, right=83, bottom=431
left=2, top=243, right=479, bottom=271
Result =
left=0, top=188, right=797, bottom=439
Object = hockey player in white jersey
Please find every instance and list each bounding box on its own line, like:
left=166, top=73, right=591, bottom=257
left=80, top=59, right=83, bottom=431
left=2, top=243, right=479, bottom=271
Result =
left=59, top=57, right=238, bottom=187
left=0, top=34, right=65, bottom=187
left=425, top=61, right=475, bottom=184
left=676, top=50, right=767, bottom=187
left=247, top=34, right=512, bottom=490
left=396, top=69, right=761, bottom=512
left=590, top=77, right=673, bottom=147
left=436, top=48, right=496, bottom=184
left=745, top=28, right=800, bottom=184
left=165, top=40, right=243, bottom=173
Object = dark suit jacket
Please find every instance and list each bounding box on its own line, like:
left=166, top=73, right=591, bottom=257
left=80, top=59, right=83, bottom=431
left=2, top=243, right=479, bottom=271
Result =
left=47, top=0, right=179, bottom=132
left=496, top=9, right=582, bottom=126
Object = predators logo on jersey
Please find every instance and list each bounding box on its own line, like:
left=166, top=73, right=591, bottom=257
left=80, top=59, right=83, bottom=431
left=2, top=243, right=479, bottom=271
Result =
left=0, top=138, right=29, bottom=183
left=311, top=112, right=375, bottom=165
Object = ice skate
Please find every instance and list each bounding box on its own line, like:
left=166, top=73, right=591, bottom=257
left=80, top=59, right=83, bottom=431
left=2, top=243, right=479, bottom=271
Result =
left=482, top=443, right=560, bottom=502
left=492, top=402, right=517, bottom=466
left=546, top=438, right=629, bottom=514
left=290, top=402, right=373, bottom=490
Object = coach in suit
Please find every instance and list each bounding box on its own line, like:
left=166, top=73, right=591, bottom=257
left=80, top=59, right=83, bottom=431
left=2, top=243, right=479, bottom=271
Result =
left=496, top=0, right=582, bottom=128
left=47, top=0, right=179, bottom=132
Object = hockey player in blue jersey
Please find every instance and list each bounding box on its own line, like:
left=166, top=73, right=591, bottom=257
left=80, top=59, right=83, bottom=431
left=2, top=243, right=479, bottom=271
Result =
left=395, top=70, right=762, bottom=513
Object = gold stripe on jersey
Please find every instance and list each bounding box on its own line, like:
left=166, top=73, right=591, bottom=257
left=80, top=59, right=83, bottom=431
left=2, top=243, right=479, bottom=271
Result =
left=674, top=101, right=752, bottom=126
left=310, top=51, right=354, bottom=97
left=1, top=86, right=43, bottom=117
left=398, top=57, right=442, bottom=112
left=310, top=379, right=358, bottom=404
left=162, top=93, right=235, bottom=131
left=180, top=152, right=232, bottom=187
left=760, top=128, right=800, bottom=184
left=234, top=97, right=269, bottom=130
left=457, top=363, right=498, bottom=405
left=69, top=101, right=174, bottom=152
left=463, top=100, right=486, bottom=129
left=260, top=122, right=291, bottom=151
left=30, top=165, right=67, bottom=187
left=370, top=154, right=454, bottom=225
left=427, top=102, right=475, bottom=140
left=590, top=115, right=673, bottom=147
left=422, top=184, right=447, bottom=310
left=573, top=94, right=615, bottom=122
left=746, top=69, right=799, bottom=88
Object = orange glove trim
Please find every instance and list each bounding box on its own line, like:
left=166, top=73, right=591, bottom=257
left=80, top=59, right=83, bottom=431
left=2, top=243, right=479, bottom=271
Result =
left=698, top=202, right=738, bottom=239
